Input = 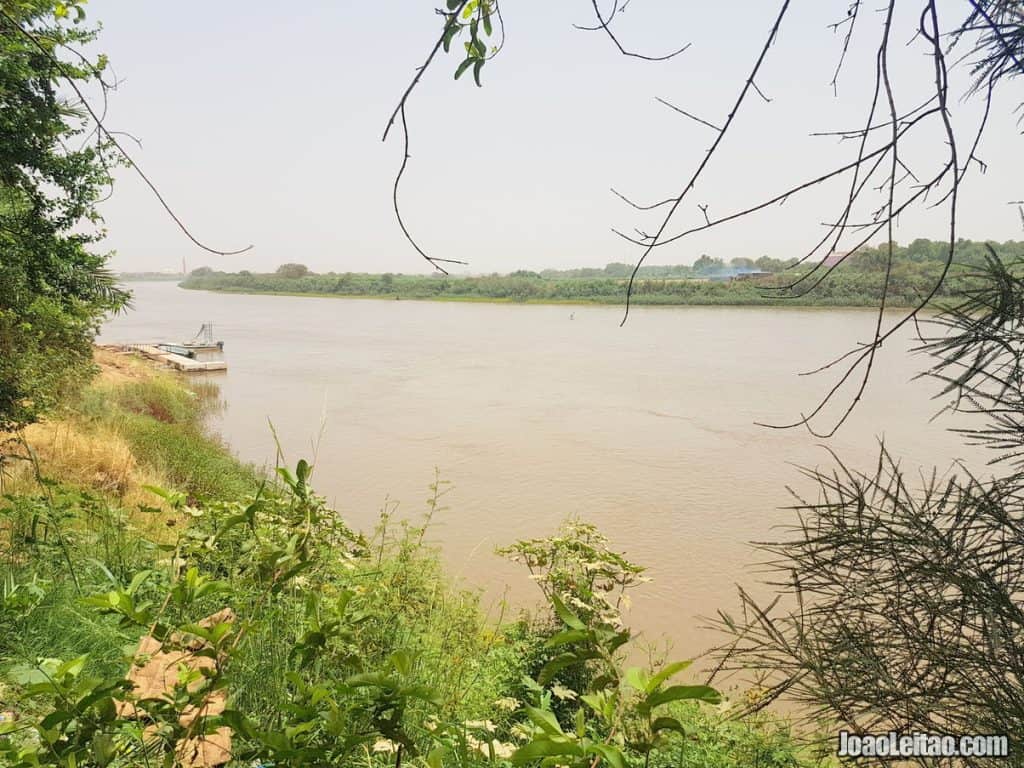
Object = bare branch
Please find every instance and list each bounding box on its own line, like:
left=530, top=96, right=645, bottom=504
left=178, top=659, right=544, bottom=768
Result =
left=391, top=105, right=468, bottom=275
left=0, top=9, right=252, bottom=257
left=653, top=96, right=723, bottom=132
left=619, top=0, right=793, bottom=327
left=580, top=0, right=691, bottom=61
left=610, top=187, right=675, bottom=211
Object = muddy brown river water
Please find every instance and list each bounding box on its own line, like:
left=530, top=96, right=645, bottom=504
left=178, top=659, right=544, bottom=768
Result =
left=101, top=281, right=990, bottom=657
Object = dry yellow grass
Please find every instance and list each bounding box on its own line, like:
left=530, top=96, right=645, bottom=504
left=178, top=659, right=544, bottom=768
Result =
left=0, top=347, right=184, bottom=534
left=93, top=345, right=156, bottom=384
left=4, top=420, right=171, bottom=508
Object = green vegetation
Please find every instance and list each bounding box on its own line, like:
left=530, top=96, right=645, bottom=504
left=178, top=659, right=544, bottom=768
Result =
left=0, top=360, right=823, bottom=767
left=181, top=239, right=1023, bottom=308
left=0, top=0, right=128, bottom=432
left=76, top=375, right=261, bottom=502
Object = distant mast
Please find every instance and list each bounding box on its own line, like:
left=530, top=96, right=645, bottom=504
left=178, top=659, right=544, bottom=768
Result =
left=181, top=257, right=187, bottom=277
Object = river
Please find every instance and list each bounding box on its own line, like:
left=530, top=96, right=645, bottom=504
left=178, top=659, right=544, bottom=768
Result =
left=100, top=281, right=989, bottom=655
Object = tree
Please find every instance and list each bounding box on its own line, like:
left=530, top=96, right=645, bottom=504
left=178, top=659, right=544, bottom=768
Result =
left=754, top=255, right=794, bottom=273
left=692, top=255, right=724, bottom=275
left=275, top=263, right=311, bottom=279
left=0, top=0, right=128, bottom=432
left=602, top=263, right=632, bottom=277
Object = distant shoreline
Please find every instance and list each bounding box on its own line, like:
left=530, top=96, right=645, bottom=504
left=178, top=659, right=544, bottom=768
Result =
left=175, top=283, right=926, bottom=310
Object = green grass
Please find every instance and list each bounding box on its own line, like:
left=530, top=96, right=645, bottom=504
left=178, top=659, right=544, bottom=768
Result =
left=115, top=416, right=261, bottom=501
left=74, top=373, right=262, bottom=502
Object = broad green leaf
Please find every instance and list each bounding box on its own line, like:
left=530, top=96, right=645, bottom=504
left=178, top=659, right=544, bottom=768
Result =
left=645, top=684, right=721, bottom=709
left=646, top=660, right=693, bottom=693
left=284, top=720, right=317, bottom=740
left=127, top=570, right=155, bottom=596
left=39, top=710, right=73, bottom=730
left=587, top=744, right=626, bottom=768
left=56, top=655, right=88, bottom=679
left=389, top=649, right=413, bottom=676
left=91, top=733, right=116, bottom=767
left=580, top=692, right=606, bottom=717
left=443, top=23, right=460, bottom=53
left=346, top=672, right=393, bottom=689
left=512, top=738, right=582, bottom=765
left=427, top=746, right=446, bottom=768
left=544, top=628, right=588, bottom=648
left=538, top=653, right=578, bottom=686
left=606, top=630, right=631, bottom=654
left=454, top=57, right=473, bottom=80
left=551, top=593, right=585, bottom=630
left=624, top=666, right=649, bottom=692
left=275, top=466, right=296, bottom=488
left=525, top=706, right=563, bottom=736
left=141, top=484, right=170, bottom=500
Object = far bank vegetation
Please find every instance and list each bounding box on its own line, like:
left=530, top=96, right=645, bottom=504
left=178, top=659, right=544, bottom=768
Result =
left=181, top=239, right=1022, bottom=308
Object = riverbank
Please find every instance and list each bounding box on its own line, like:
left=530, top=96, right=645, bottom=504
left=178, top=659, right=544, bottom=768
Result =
left=0, top=348, right=825, bottom=768
left=179, top=283, right=933, bottom=309
left=0, top=348, right=257, bottom=508
left=177, top=257, right=980, bottom=309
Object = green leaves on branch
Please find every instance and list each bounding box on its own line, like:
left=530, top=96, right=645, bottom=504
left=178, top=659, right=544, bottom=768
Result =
left=508, top=528, right=722, bottom=768
left=442, top=0, right=498, bottom=87
left=52, top=1, right=87, bottom=22
left=1, top=1, right=130, bottom=432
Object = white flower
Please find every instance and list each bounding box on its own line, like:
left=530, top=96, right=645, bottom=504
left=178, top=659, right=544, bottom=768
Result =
left=493, top=696, right=519, bottom=712
left=466, top=734, right=516, bottom=760
left=552, top=683, right=577, bottom=701
left=372, top=739, right=398, bottom=754
left=489, top=740, right=517, bottom=760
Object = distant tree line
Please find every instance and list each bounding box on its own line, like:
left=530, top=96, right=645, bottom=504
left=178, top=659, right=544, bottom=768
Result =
left=537, top=254, right=799, bottom=280
left=181, top=239, right=1022, bottom=308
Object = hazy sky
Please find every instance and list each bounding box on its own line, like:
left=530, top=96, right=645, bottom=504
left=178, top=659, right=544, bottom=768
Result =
left=87, top=1, right=1021, bottom=275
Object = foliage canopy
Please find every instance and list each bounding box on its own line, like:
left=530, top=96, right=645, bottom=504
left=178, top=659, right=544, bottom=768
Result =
left=0, top=0, right=128, bottom=431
